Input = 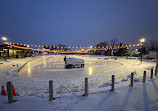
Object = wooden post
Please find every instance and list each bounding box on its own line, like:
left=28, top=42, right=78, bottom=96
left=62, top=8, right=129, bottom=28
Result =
left=84, top=78, right=88, bottom=96
left=110, top=75, right=115, bottom=91
left=143, top=71, right=146, bottom=82
left=151, top=68, right=153, bottom=79
left=155, top=66, right=157, bottom=76
left=7, top=82, right=13, bottom=104
left=130, top=73, right=134, bottom=87
left=49, top=80, right=53, bottom=101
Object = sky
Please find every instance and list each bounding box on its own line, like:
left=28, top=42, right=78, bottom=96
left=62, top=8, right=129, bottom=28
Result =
left=0, top=0, right=158, bottom=47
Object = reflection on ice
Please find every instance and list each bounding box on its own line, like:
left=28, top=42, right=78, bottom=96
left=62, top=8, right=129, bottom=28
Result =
left=19, top=55, right=123, bottom=80
left=43, top=56, right=46, bottom=68
left=88, top=67, right=93, bottom=75
left=100, top=61, right=103, bottom=66
left=27, top=62, right=31, bottom=77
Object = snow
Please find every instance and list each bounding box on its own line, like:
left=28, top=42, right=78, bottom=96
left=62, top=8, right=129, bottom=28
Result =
left=0, top=55, right=158, bottom=111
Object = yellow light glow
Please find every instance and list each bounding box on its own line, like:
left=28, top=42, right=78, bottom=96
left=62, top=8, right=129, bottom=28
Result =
left=43, top=57, right=46, bottom=68
left=2, top=37, right=7, bottom=41
left=27, top=62, right=31, bottom=77
left=90, top=46, right=93, bottom=48
left=88, top=67, right=93, bottom=75
left=140, top=38, right=145, bottom=43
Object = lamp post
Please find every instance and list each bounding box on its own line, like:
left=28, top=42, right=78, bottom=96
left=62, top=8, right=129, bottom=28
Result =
left=140, top=38, right=145, bottom=63
left=1, top=37, right=8, bottom=60
left=90, top=46, right=93, bottom=58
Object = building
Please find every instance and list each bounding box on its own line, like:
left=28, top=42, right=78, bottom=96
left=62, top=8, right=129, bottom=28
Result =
left=0, top=44, right=33, bottom=58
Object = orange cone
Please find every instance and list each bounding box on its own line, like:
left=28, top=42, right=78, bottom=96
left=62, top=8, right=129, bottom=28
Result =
left=1, top=85, right=7, bottom=96
left=12, top=85, right=16, bottom=96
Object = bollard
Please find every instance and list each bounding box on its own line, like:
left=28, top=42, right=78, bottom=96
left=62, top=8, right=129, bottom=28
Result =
left=155, top=66, right=157, bottom=76
left=143, top=71, right=146, bottom=82
left=49, top=80, right=54, bottom=101
left=151, top=68, right=153, bottom=79
left=110, top=75, right=115, bottom=91
left=84, top=78, right=88, bottom=96
left=130, top=73, right=134, bottom=87
left=7, top=82, right=13, bottom=104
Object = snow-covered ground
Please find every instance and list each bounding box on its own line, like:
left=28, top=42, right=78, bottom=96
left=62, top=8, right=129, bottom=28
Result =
left=0, top=55, right=158, bottom=111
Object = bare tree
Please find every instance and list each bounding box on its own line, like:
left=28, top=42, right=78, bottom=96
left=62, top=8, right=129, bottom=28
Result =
left=110, top=38, right=119, bottom=48
left=95, top=41, right=108, bottom=48
left=145, top=40, right=158, bottom=51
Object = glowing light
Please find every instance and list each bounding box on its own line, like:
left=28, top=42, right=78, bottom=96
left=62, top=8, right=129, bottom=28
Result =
left=2, top=37, right=7, bottom=41
left=90, top=46, right=93, bottom=48
left=140, top=38, right=145, bottom=43
left=88, top=67, right=93, bottom=75
left=27, top=62, right=31, bottom=77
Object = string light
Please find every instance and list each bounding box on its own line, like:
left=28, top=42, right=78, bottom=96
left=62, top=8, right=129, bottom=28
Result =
left=5, top=42, right=142, bottom=53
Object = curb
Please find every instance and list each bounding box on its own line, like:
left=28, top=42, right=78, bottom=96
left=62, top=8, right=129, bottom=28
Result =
left=17, top=58, right=35, bottom=73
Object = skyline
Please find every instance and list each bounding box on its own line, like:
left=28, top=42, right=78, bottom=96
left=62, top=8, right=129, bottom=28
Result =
left=0, top=0, right=158, bottom=47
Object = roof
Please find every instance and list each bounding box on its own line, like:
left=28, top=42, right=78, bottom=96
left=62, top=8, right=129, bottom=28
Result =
left=0, top=44, right=33, bottom=50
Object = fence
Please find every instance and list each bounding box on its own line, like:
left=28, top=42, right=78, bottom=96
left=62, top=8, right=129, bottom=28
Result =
left=5, top=64, right=158, bottom=103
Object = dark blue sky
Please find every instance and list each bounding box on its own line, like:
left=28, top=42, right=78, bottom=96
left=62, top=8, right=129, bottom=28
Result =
left=0, top=0, right=158, bottom=47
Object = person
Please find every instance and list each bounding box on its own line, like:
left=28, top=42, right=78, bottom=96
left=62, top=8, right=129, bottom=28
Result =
left=3, top=51, right=7, bottom=62
left=3, top=56, right=7, bottom=62
left=64, top=56, right=66, bottom=63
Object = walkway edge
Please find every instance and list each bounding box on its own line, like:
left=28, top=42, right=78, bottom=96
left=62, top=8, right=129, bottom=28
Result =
left=17, top=58, right=35, bottom=73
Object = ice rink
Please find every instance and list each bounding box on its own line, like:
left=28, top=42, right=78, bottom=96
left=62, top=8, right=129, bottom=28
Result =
left=0, top=55, right=156, bottom=95
left=19, top=55, right=123, bottom=80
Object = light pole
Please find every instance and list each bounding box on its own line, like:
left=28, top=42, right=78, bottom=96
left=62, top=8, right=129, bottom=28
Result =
left=140, top=38, right=145, bottom=63
left=90, top=46, right=93, bottom=58
left=1, top=37, right=8, bottom=60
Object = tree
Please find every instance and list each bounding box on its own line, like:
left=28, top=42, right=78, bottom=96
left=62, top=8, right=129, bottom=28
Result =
left=117, top=43, right=128, bottom=56
left=95, top=41, right=108, bottom=48
left=144, top=40, right=158, bottom=52
left=110, top=38, right=119, bottom=48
